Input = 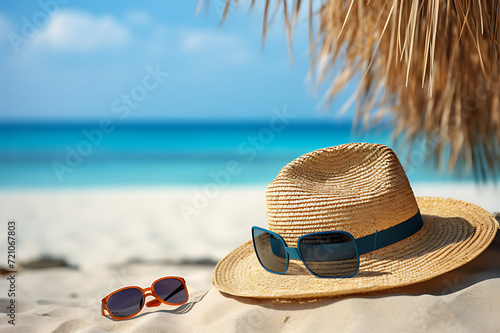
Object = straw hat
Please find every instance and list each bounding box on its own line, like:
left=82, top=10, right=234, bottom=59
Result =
left=212, top=143, right=499, bottom=298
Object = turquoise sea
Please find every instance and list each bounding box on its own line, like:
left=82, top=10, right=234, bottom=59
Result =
left=0, top=121, right=478, bottom=188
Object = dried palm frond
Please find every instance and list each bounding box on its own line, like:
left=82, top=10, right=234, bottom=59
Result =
left=202, top=0, right=500, bottom=180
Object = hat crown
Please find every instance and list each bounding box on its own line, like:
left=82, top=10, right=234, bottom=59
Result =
left=265, top=143, right=419, bottom=245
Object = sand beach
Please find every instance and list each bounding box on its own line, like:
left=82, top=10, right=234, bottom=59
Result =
left=0, top=185, right=499, bottom=332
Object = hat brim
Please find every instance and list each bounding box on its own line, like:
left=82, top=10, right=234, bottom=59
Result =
left=212, top=197, right=499, bottom=298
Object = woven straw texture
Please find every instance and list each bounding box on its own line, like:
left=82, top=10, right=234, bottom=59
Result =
left=266, top=143, right=418, bottom=244
left=212, top=144, right=499, bottom=298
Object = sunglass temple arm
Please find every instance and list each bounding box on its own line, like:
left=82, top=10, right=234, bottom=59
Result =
left=101, top=299, right=109, bottom=316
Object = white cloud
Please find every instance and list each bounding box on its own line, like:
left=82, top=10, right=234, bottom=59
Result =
left=125, top=10, right=151, bottom=25
left=33, top=10, right=129, bottom=52
left=180, top=29, right=253, bottom=65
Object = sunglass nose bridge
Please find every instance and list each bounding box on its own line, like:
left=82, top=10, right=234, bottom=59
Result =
left=286, top=246, right=301, bottom=260
left=143, top=290, right=162, bottom=307
left=146, top=298, right=161, bottom=307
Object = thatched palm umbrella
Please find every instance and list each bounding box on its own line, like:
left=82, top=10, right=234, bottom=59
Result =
left=202, top=0, right=500, bottom=180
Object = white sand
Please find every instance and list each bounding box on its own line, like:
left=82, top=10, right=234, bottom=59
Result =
left=0, top=185, right=499, bottom=331
left=1, top=234, right=499, bottom=332
left=0, top=187, right=267, bottom=270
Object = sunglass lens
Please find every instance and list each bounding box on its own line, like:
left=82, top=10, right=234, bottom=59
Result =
left=107, top=288, right=144, bottom=318
left=153, top=278, right=188, bottom=305
left=252, top=228, right=287, bottom=273
left=298, top=232, right=359, bottom=278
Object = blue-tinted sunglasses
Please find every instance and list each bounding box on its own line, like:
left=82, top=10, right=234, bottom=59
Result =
left=252, top=211, right=423, bottom=278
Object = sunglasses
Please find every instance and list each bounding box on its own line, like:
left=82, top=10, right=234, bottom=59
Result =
left=101, top=276, right=189, bottom=320
left=252, top=211, right=423, bottom=278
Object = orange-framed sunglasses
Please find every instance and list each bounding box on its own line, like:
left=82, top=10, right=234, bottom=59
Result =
left=101, top=276, right=189, bottom=320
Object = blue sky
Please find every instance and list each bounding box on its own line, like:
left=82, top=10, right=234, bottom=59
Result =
left=0, top=1, right=357, bottom=123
